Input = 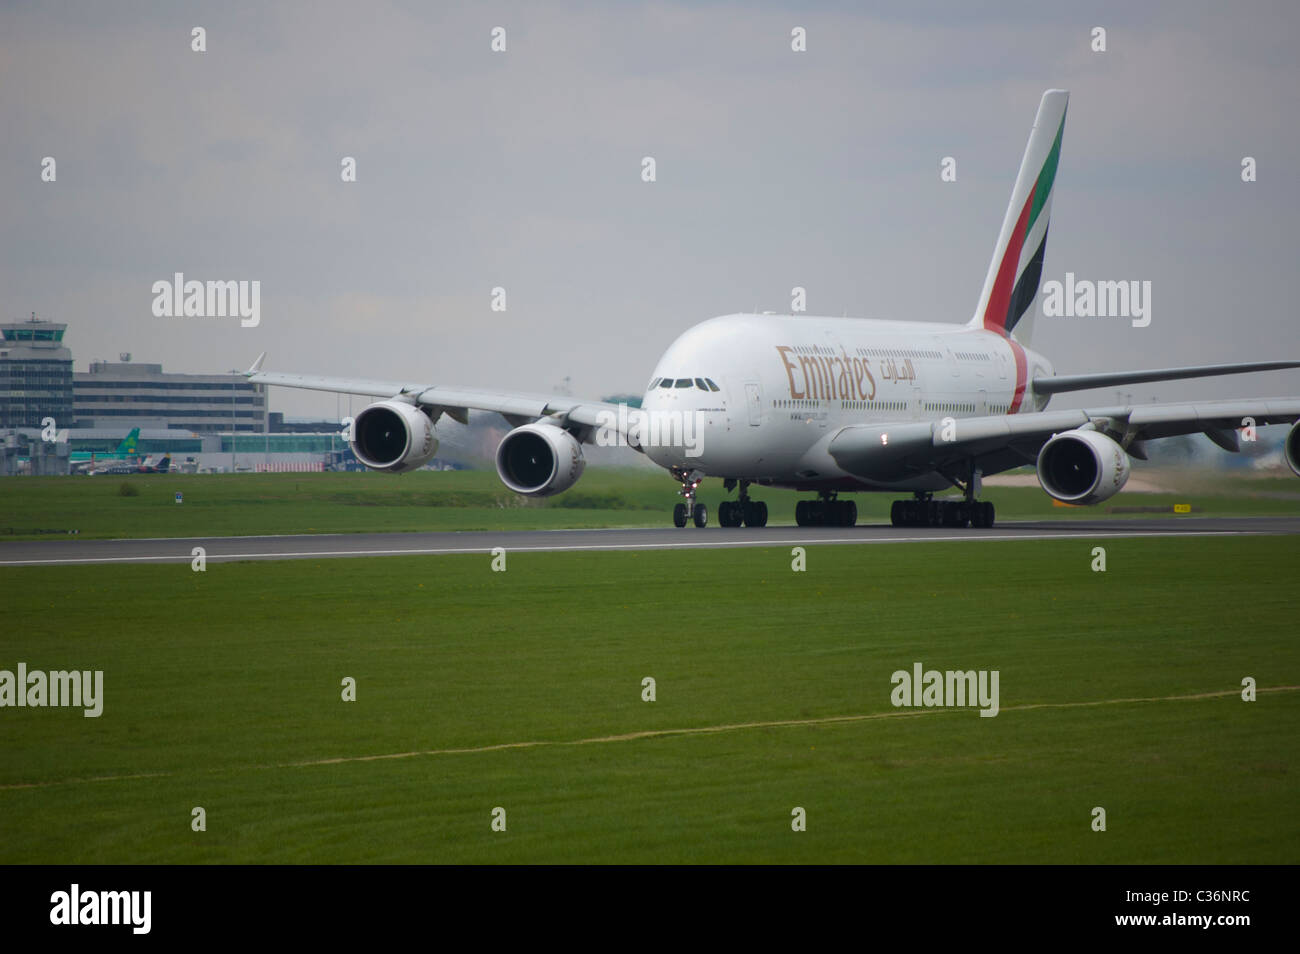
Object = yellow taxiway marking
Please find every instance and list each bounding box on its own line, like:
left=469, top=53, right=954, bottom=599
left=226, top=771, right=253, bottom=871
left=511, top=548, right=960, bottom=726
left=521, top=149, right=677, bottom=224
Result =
left=2, top=686, right=1295, bottom=790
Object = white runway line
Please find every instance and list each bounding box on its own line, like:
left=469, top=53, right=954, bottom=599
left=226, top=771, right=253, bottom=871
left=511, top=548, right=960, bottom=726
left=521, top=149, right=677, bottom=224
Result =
left=0, top=528, right=1287, bottom=566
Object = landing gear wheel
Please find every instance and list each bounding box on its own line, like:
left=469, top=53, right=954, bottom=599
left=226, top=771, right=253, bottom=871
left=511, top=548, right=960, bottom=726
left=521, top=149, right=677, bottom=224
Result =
left=722, top=480, right=768, bottom=529
left=889, top=496, right=941, bottom=528
left=796, top=498, right=852, bottom=527
left=671, top=467, right=706, bottom=528
left=890, top=493, right=990, bottom=528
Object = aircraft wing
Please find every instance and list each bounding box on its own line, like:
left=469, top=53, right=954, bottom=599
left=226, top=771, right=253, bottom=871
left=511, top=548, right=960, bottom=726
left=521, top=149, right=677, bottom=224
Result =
left=1031, top=360, right=1300, bottom=396
left=828, top=398, right=1300, bottom=482
left=246, top=360, right=629, bottom=435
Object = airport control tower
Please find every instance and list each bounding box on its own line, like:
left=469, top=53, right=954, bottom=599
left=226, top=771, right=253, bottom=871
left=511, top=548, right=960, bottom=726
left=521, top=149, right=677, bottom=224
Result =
left=0, top=314, right=74, bottom=429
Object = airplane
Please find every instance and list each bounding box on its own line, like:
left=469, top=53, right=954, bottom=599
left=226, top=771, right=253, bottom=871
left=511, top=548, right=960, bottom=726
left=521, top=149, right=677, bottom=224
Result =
left=240, top=89, right=1300, bottom=529
left=81, top=453, right=171, bottom=476
left=81, top=459, right=141, bottom=476
left=135, top=454, right=172, bottom=474
left=71, top=428, right=142, bottom=474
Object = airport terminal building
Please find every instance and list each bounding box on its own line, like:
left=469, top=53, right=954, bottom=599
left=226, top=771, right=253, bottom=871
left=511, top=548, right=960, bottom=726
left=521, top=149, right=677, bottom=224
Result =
left=2, top=317, right=266, bottom=435
left=0, top=316, right=73, bottom=429
left=1, top=316, right=284, bottom=474
left=73, top=359, right=266, bottom=433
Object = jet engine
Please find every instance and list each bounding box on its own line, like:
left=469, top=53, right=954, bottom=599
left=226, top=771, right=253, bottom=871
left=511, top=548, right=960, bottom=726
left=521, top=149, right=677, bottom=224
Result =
left=1036, top=429, right=1130, bottom=505
left=1286, top=421, right=1300, bottom=478
left=349, top=400, right=438, bottom=473
left=495, top=423, right=586, bottom=497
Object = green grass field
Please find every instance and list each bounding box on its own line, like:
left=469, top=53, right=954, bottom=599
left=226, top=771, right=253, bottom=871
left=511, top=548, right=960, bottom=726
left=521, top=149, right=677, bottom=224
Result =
left=1, top=466, right=1297, bottom=540
left=1, top=536, right=1296, bottom=863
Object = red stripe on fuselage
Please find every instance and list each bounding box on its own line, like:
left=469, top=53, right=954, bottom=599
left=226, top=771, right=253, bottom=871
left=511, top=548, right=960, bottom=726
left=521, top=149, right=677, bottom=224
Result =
left=982, top=185, right=1036, bottom=335
left=1008, top=337, right=1028, bottom=413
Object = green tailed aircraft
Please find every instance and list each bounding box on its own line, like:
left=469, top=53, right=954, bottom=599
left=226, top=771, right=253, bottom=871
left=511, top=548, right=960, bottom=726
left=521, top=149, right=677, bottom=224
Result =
left=70, top=427, right=141, bottom=473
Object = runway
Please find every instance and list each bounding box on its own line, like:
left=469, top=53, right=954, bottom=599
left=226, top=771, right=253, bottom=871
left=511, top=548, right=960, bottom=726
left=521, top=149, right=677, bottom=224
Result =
left=1, top=516, right=1297, bottom=566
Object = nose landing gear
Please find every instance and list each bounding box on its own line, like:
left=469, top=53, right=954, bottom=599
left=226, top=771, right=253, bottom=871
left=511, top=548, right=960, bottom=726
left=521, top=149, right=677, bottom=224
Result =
left=671, top=468, right=708, bottom=527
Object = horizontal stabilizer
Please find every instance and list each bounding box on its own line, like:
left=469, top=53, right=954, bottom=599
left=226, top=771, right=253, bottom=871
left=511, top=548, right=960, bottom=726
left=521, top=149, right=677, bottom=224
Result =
left=1033, top=360, right=1300, bottom=396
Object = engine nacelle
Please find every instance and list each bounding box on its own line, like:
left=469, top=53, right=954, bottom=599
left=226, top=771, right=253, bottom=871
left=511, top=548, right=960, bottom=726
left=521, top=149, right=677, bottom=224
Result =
left=350, top=400, right=438, bottom=473
left=495, top=423, right=585, bottom=497
left=1036, top=429, right=1131, bottom=505
left=1285, top=421, right=1300, bottom=478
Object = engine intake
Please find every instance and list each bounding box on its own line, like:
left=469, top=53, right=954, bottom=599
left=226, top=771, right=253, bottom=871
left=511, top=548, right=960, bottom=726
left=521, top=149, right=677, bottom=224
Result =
left=350, top=400, right=438, bottom=473
left=496, top=423, right=585, bottom=497
left=1285, top=421, right=1300, bottom=478
left=1036, top=429, right=1130, bottom=505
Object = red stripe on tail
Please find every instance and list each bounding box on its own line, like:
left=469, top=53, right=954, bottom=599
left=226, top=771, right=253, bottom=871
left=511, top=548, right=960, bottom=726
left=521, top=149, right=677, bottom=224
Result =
left=982, top=185, right=1036, bottom=336
left=1008, top=338, right=1028, bottom=413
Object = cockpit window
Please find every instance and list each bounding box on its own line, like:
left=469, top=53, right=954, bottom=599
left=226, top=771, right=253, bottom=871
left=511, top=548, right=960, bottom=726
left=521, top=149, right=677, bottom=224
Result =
left=659, top=376, right=720, bottom=391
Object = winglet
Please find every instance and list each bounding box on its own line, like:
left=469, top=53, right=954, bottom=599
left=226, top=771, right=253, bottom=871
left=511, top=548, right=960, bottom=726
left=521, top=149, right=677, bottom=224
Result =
left=244, top=352, right=267, bottom=376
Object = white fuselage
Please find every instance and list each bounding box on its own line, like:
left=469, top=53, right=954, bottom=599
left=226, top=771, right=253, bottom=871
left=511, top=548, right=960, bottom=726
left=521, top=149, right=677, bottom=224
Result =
left=641, top=313, right=1053, bottom=490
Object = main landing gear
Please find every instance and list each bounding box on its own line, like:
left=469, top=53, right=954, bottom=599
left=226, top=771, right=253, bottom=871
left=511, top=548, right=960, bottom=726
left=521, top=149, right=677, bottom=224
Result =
left=794, top=491, right=857, bottom=527
left=890, top=494, right=992, bottom=528
left=669, top=473, right=770, bottom=528
left=671, top=467, right=708, bottom=528
left=718, top=479, right=768, bottom=528
left=890, top=467, right=995, bottom=528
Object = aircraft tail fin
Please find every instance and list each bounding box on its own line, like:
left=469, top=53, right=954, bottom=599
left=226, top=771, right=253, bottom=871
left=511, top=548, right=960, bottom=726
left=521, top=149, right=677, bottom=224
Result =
left=969, top=89, right=1069, bottom=346
left=117, top=427, right=140, bottom=456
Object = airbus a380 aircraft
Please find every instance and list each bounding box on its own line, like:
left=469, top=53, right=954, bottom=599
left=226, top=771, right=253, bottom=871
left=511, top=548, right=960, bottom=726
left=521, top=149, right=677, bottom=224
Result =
left=245, top=90, right=1300, bottom=529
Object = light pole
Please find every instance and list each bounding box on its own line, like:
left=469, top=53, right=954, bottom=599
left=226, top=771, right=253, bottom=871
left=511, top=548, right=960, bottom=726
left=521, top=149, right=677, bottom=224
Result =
left=230, top=375, right=237, bottom=472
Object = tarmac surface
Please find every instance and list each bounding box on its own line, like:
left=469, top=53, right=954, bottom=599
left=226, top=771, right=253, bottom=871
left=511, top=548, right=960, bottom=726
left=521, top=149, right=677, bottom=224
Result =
left=1, top=516, right=1297, bottom=566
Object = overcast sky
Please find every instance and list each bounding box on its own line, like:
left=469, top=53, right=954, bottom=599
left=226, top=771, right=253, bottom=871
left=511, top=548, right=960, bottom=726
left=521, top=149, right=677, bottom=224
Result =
left=3, top=0, right=1298, bottom=420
